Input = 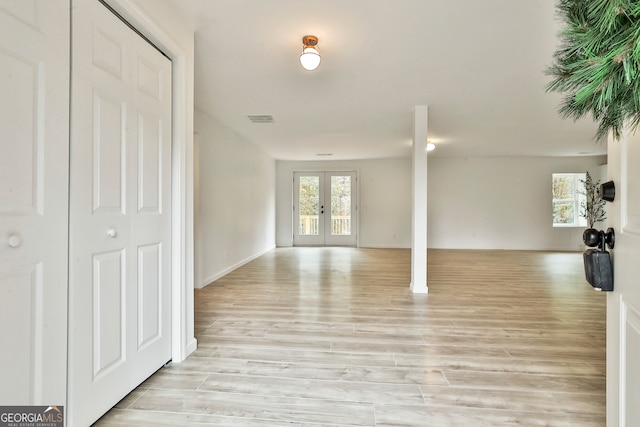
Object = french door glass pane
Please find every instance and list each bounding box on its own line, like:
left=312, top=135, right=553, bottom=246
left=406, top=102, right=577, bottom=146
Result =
left=331, top=175, right=351, bottom=236
left=299, top=176, right=319, bottom=235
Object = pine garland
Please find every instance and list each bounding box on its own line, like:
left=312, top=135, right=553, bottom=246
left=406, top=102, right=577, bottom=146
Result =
left=547, top=0, right=640, bottom=141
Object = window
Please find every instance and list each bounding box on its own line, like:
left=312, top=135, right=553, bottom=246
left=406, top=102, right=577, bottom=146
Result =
left=552, top=173, right=587, bottom=227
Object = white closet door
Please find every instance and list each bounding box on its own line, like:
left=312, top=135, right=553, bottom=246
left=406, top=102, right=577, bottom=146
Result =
left=68, top=1, right=172, bottom=425
left=0, top=0, right=69, bottom=406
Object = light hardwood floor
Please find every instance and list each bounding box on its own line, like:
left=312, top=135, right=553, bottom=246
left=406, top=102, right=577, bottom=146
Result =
left=95, top=248, right=606, bottom=426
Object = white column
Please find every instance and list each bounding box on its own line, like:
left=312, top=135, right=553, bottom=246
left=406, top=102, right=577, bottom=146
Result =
left=411, top=106, right=428, bottom=293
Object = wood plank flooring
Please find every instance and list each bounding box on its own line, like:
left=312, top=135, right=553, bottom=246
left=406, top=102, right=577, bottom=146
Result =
left=94, top=248, right=606, bottom=426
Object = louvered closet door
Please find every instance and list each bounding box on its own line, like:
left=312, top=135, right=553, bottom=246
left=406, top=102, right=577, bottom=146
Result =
left=67, top=1, right=172, bottom=425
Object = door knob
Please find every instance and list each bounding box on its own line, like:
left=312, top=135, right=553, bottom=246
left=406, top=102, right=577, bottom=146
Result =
left=107, top=228, right=118, bottom=238
left=8, top=235, right=21, bottom=248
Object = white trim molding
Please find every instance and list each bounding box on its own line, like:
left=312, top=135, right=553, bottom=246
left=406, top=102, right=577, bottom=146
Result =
left=199, top=245, right=276, bottom=289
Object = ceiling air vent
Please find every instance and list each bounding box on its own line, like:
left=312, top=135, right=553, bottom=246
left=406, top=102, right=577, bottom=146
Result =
left=247, top=115, right=274, bottom=124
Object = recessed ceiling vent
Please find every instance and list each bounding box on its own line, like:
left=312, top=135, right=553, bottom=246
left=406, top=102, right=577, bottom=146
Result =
left=247, top=115, right=274, bottom=124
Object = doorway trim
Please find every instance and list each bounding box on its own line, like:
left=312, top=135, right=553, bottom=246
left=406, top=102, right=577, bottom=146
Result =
left=102, top=0, right=196, bottom=362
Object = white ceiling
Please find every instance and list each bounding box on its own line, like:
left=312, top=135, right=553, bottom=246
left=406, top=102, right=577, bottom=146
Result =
left=166, top=0, right=605, bottom=161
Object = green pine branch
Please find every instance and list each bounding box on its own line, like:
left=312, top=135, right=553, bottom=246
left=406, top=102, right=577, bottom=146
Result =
left=547, top=0, right=640, bottom=141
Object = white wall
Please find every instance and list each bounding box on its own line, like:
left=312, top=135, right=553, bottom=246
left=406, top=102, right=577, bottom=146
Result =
left=196, top=108, right=276, bottom=288
left=276, top=155, right=606, bottom=251
left=277, top=158, right=412, bottom=248
left=428, top=156, right=607, bottom=250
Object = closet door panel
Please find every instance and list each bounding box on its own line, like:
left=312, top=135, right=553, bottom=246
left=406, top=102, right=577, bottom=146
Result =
left=0, top=0, right=70, bottom=406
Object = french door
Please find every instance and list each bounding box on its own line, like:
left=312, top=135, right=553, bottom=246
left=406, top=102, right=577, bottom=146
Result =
left=293, top=172, right=357, bottom=246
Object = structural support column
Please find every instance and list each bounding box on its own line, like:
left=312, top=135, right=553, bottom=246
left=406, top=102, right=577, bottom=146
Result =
left=411, top=106, right=428, bottom=293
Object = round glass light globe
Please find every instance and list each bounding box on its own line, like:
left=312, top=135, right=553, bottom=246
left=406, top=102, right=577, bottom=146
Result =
left=300, top=48, right=321, bottom=70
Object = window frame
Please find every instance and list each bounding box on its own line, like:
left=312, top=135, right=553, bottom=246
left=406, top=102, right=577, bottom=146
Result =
left=552, top=173, right=587, bottom=228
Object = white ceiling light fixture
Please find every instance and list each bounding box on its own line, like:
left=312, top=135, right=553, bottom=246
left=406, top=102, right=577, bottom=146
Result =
left=426, top=141, right=436, bottom=152
left=300, top=35, right=321, bottom=71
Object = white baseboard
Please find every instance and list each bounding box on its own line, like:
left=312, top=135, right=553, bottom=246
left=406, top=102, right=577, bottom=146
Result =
left=359, top=243, right=411, bottom=249
left=186, top=337, right=198, bottom=357
left=198, top=245, right=276, bottom=288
